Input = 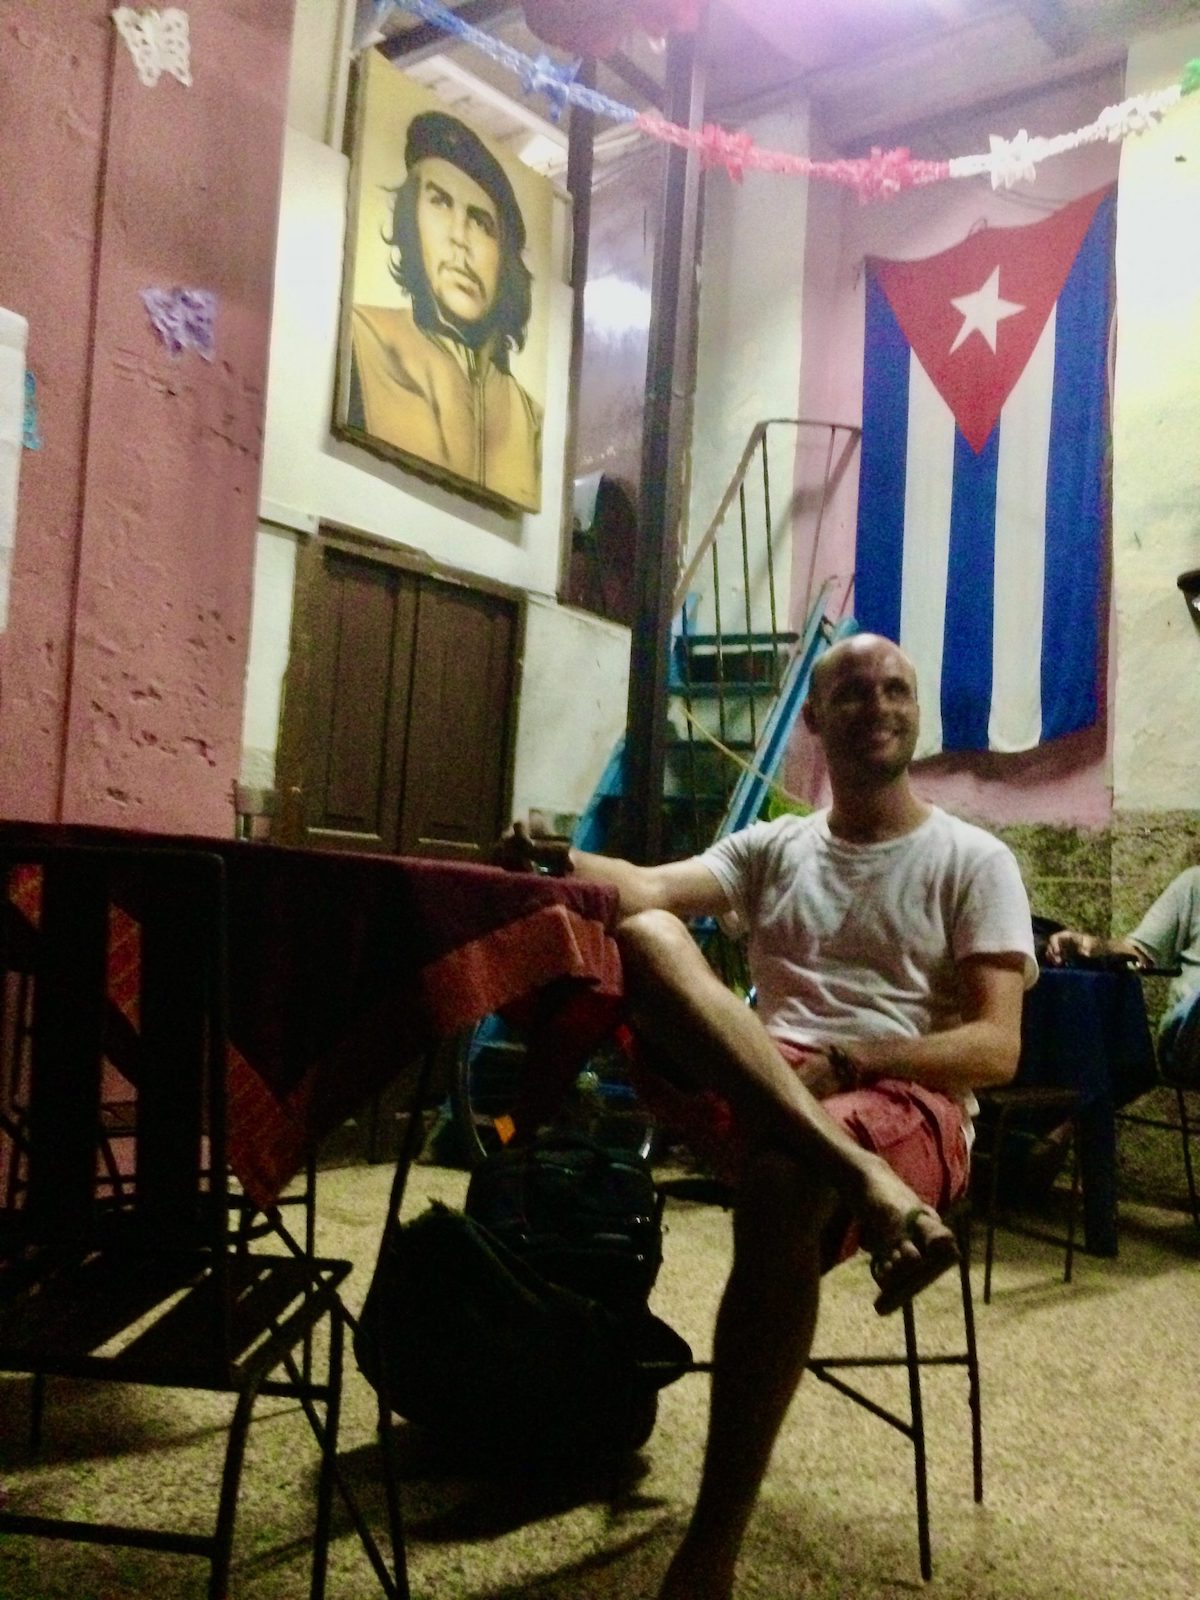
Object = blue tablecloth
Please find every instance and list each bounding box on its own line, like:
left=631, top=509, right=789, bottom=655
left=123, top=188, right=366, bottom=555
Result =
left=1016, top=967, right=1159, bottom=1254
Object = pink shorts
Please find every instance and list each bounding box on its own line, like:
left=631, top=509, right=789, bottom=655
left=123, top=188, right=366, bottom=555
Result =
left=630, top=1039, right=970, bottom=1267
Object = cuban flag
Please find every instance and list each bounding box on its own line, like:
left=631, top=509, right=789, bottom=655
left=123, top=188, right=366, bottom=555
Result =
left=854, top=185, right=1115, bottom=756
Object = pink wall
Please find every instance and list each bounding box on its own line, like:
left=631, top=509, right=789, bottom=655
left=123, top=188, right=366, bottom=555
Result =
left=0, top=0, right=293, bottom=834
left=789, top=68, right=1123, bottom=830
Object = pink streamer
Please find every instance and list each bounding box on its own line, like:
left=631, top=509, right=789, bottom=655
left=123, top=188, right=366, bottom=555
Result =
left=635, top=114, right=950, bottom=200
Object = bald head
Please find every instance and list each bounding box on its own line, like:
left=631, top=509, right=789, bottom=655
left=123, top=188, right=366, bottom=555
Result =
left=807, top=633, right=918, bottom=710
left=802, top=633, right=921, bottom=786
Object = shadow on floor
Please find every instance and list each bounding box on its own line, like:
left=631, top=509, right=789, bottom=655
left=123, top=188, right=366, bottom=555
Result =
left=334, top=1423, right=668, bottom=1545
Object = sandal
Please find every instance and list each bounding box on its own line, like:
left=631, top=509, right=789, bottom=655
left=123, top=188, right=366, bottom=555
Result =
left=870, top=1207, right=960, bottom=1317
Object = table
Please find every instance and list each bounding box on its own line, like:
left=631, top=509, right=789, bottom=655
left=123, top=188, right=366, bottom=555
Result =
left=1016, top=967, right=1159, bottom=1254
left=0, top=822, right=623, bottom=1209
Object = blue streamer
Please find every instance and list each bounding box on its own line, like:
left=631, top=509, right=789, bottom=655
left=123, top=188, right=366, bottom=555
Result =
left=519, top=52, right=580, bottom=122
left=392, top=0, right=639, bottom=125
left=354, top=0, right=400, bottom=51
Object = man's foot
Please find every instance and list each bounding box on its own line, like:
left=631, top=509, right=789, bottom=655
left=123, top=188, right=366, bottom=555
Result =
left=1023, top=1122, right=1073, bottom=1197
left=857, top=1164, right=959, bottom=1316
left=869, top=1206, right=959, bottom=1315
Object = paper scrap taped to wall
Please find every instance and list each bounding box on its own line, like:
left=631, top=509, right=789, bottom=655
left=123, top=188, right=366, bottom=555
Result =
left=0, top=307, right=28, bottom=633
left=140, top=286, right=217, bottom=359
left=23, top=373, right=41, bottom=451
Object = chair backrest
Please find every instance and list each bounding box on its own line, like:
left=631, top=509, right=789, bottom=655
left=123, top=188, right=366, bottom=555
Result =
left=0, top=842, right=230, bottom=1262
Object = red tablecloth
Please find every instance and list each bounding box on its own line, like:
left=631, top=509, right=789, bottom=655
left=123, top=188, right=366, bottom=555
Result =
left=2, top=824, right=623, bottom=1208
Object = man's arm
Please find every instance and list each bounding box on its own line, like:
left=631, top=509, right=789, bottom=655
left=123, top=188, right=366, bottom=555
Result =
left=826, top=953, right=1028, bottom=1097
left=1122, top=868, right=1196, bottom=971
left=496, top=820, right=731, bottom=922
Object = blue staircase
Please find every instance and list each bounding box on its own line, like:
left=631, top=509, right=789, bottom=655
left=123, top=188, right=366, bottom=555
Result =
left=572, top=589, right=856, bottom=856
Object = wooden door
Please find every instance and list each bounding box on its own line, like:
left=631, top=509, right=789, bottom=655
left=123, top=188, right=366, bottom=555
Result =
left=398, top=578, right=517, bottom=860
left=282, top=548, right=417, bottom=853
left=276, top=540, right=518, bottom=861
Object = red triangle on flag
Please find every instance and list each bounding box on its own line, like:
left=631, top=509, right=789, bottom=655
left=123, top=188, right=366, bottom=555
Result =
left=872, top=186, right=1112, bottom=454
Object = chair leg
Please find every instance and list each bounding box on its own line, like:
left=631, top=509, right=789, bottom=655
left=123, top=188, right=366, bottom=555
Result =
left=303, top=1156, right=318, bottom=1387
left=1177, top=1088, right=1200, bottom=1228
left=901, top=1299, right=932, bottom=1583
left=982, top=1104, right=1012, bottom=1305
left=377, top=1391, right=411, bottom=1600
left=955, top=1212, right=984, bottom=1504
left=209, top=1386, right=259, bottom=1600
left=982, top=1100, right=1080, bottom=1296
left=1063, top=1119, right=1081, bottom=1284
left=284, top=1310, right=405, bottom=1600
left=309, top=1309, right=344, bottom=1600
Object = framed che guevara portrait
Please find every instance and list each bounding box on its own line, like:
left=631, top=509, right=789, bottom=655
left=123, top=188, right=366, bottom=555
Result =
left=335, top=50, right=555, bottom=514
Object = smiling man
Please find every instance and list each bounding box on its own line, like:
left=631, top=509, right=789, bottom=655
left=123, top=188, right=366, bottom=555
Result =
left=501, top=632, right=1036, bottom=1599
left=348, top=110, right=542, bottom=510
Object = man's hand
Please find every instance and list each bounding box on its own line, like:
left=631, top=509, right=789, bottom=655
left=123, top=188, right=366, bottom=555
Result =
left=1044, top=929, right=1098, bottom=966
left=493, top=819, right=573, bottom=877
left=1045, top=930, right=1148, bottom=970
left=795, top=1045, right=862, bottom=1100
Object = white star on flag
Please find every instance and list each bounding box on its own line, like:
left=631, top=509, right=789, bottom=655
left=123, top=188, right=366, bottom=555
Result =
left=948, top=266, right=1026, bottom=354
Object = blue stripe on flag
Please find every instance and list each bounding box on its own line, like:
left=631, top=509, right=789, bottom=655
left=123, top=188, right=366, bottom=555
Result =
left=854, top=271, right=910, bottom=642
left=941, top=427, right=999, bottom=749
left=1041, top=190, right=1114, bottom=741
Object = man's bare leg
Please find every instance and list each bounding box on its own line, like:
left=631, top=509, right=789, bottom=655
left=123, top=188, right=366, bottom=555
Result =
left=617, top=909, right=954, bottom=1283
left=660, top=1148, right=834, bottom=1600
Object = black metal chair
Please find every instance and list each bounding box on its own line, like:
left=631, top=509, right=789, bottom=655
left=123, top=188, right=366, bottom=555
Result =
left=812, top=1201, right=982, bottom=1582
left=0, top=841, right=351, bottom=1599
left=671, top=1191, right=981, bottom=1583
left=1115, top=1001, right=1200, bottom=1229
left=972, top=1084, right=1082, bottom=1303
left=1116, top=1075, right=1199, bottom=1228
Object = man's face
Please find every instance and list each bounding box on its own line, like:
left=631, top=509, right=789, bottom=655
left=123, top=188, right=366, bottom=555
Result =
left=804, top=637, right=920, bottom=782
left=414, top=156, right=502, bottom=327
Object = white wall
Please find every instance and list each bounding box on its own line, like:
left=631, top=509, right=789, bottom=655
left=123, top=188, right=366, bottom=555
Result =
left=685, top=105, right=811, bottom=635
left=244, top=0, right=631, bottom=811
left=240, top=523, right=299, bottom=788
left=1111, top=20, right=1200, bottom=812
left=511, top=597, right=631, bottom=823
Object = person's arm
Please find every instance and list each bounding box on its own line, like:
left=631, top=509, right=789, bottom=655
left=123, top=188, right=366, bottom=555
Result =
left=1123, top=869, right=1195, bottom=971
left=495, top=819, right=731, bottom=921
left=1045, top=928, right=1148, bottom=968
left=821, top=953, right=1028, bottom=1097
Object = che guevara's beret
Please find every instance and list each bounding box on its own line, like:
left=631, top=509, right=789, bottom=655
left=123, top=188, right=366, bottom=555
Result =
left=405, top=110, right=526, bottom=252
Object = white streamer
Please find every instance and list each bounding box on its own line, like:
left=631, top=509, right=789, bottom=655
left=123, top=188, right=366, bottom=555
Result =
left=950, top=85, right=1184, bottom=190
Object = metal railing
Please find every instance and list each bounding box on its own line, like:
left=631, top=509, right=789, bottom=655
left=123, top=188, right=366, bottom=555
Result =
left=669, top=417, right=860, bottom=856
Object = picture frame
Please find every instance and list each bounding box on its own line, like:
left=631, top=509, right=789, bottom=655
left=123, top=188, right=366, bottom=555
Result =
left=335, top=50, right=555, bottom=514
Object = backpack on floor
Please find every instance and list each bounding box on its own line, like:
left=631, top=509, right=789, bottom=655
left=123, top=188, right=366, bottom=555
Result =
left=463, top=1132, right=665, bottom=1317
left=353, top=1197, right=690, bottom=1461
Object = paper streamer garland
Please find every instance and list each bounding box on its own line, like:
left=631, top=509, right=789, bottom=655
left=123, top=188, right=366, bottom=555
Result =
left=381, top=0, right=1198, bottom=201
left=948, top=83, right=1186, bottom=190
left=379, top=0, right=638, bottom=123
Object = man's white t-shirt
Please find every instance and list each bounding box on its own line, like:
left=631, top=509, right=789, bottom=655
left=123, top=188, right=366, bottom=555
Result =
left=700, top=806, right=1037, bottom=1133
